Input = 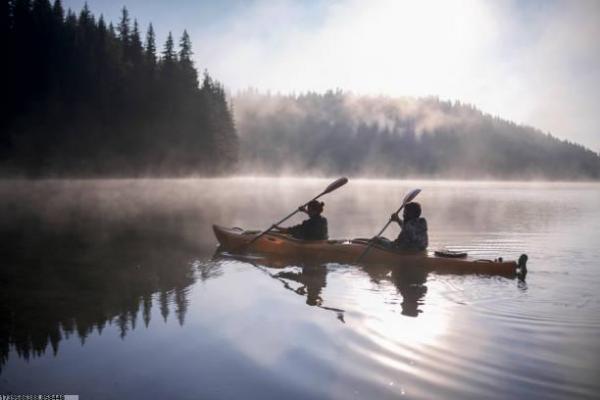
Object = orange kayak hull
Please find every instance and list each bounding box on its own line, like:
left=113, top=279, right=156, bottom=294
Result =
left=213, top=225, right=524, bottom=276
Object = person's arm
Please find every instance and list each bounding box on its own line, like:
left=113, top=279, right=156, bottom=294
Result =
left=276, top=222, right=304, bottom=237
left=272, top=226, right=289, bottom=233
left=274, top=205, right=307, bottom=233
left=390, top=213, right=403, bottom=227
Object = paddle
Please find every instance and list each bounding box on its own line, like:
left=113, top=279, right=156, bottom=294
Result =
left=357, top=188, right=421, bottom=262
left=241, top=177, right=349, bottom=250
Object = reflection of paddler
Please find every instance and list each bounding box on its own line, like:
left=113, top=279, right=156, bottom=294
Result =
left=276, top=264, right=328, bottom=306
left=362, top=265, right=428, bottom=317
left=391, top=268, right=428, bottom=317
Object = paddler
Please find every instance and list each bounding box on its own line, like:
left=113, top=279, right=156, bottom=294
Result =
left=389, top=202, right=428, bottom=251
left=274, top=200, right=328, bottom=240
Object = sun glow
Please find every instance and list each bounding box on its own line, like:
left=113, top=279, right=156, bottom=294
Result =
left=196, top=0, right=600, bottom=149
left=304, top=0, right=498, bottom=97
left=204, top=0, right=499, bottom=100
left=343, top=272, right=450, bottom=351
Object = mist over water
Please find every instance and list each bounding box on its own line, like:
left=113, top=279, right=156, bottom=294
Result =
left=1, top=177, right=599, bottom=399
left=232, top=92, right=600, bottom=180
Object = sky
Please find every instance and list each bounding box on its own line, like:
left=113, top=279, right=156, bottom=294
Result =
left=63, top=0, right=600, bottom=151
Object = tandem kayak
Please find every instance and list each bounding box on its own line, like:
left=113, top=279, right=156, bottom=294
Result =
left=212, top=225, right=528, bottom=277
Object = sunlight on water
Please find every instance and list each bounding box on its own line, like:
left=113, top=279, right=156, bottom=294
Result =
left=1, top=178, right=599, bottom=399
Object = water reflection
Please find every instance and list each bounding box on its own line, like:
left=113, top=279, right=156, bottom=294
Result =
left=1, top=179, right=599, bottom=399
left=0, top=211, right=203, bottom=371
left=274, top=265, right=328, bottom=307
left=219, top=251, right=431, bottom=321
left=361, top=265, right=429, bottom=317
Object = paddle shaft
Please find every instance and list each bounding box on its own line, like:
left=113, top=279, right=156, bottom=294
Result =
left=244, top=178, right=348, bottom=248
left=357, top=188, right=421, bottom=262
left=357, top=203, right=406, bottom=262
left=245, top=194, right=322, bottom=247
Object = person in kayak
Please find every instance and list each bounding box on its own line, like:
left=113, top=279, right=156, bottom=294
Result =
left=389, top=202, right=428, bottom=251
left=274, top=200, right=328, bottom=240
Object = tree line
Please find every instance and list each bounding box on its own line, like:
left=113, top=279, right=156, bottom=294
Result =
left=2, top=1, right=597, bottom=180
left=234, top=90, right=600, bottom=180
left=1, top=0, right=238, bottom=177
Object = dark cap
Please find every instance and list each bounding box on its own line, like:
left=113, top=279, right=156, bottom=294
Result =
left=404, top=202, right=421, bottom=219
left=307, top=200, right=324, bottom=213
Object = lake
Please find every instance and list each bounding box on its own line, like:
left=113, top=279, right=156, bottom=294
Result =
left=1, top=177, right=599, bottom=399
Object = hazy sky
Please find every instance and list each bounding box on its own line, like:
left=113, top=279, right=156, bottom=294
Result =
left=63, top=0, right=600, bottom=151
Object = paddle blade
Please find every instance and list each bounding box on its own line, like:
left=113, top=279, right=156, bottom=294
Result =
left=323, top=177, right=349, bottom=195
left=402, top=188, right=421, bottom=206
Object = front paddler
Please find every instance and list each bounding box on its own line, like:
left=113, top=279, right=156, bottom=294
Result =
left=273, top=200, right=328, bottom=240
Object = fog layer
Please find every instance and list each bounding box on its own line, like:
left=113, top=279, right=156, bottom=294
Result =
left=234, top=91, right=600, bottom=180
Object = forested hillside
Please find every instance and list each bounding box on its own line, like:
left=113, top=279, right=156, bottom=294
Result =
left=234, top=90, right=600, bottom=180
left=2, top=1, right=598, bottom=180
left=1, top=0, right=238, bottom=177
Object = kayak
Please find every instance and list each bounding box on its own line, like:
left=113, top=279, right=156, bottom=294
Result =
left=212, top=225, right=528, bottom=277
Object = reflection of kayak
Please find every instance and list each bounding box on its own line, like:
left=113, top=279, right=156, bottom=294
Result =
left=212, top=225, right=528, bottom=276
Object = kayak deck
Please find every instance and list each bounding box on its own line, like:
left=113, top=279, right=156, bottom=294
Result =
left=213, top=225, right=528, bottom=277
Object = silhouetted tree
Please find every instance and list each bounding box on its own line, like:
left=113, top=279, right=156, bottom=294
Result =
left=178, top=29, right=197, bottom=89
left=162, top=31, right=175, bottom=63
left=130, top=19, right=143, bottom=66
left=144, top=23, right=156, bottom=66
left=117, top=6, right=129, bottom=44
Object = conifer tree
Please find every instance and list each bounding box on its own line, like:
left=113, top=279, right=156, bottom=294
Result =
left=51, top=0, right=64, bottom=22
left=130, top=19, right=143, bottom=65
left=1, top=0, right=10, bottom=37
left=162, top=31, right=175, bottom=63
left=178, top=29, right=197, bottom=88
left=32, top=0, right=53, bottom=28
left=117, top=6, right=129, bottom=44
left=178, top=29, right=192, bottom=62
left=144, top=23, right=156, bottom=65
left=78, top=2, right=92, bottom=26
left=160, top=31, right=176, bottom=93
left=97, top=14, right=106, bottom=34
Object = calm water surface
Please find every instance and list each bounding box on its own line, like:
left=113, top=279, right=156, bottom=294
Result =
left=1, top=178, right=599, bottom=399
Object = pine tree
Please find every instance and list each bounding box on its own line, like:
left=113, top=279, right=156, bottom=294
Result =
left=178, top=29, right=192, bottom=62
left=117, top=6, right=129, bottom=44
left=32, top=0, right=53, bottom=26
left=178, top=29, right=197, bottom=88
left=64, top=9, right=76, bottom=33
left=78, top=2, right=92, bottom=26
left=97, top=14, right=106, bottom=34
left=1, top=0, right=10, bottom=37
left=144, top=23, right=156, bottom=64
left=51, top=0, right=63, bottom=22
left=130, top=19, right=143, bottom=65
left=13, top=0, right=35, bottom=114
left=1, top=0, right=13, bottom=150
left=13, top=0, right=33, bottom=41
left=162, top=31, right=175, bottom=63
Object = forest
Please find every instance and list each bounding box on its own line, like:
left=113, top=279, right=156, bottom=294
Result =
left=2, top=1, right=599, bottom=180
left=1, top=0, right=238, bottom=177
left=234, top=90, right=600, bottom=180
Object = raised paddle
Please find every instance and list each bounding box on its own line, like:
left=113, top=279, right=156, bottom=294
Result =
left=241, top=177, right=349, bottom=250
left=357, top=188, right=421, bottom=262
